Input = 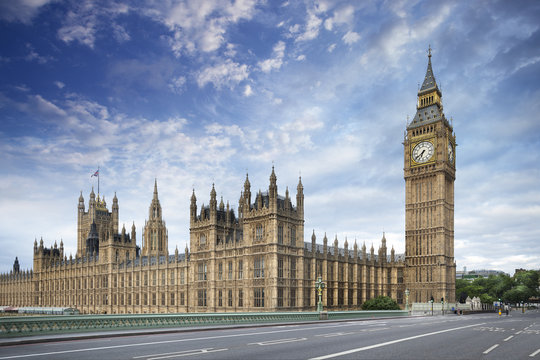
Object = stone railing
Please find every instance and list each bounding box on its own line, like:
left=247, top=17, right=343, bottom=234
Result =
left=0, top=310, right=407, bottom=337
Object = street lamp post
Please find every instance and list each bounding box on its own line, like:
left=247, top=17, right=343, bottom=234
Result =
left=430, top=296, right=434, bottom=316
left=441, top=297, right=444, bottom=316
left=316, top=276, right=326, bottom=312
left=405, top=289, right=410, bottom=313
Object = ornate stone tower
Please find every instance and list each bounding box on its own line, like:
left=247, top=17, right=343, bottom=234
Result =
left=142, top=180, right=168, bottom=258
left=404, top=48, right=456, bottom=303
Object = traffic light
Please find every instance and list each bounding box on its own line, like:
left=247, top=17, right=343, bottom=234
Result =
left=441, top=297, right=444, bottom=302
left=430, top=296, right=434, bottom=303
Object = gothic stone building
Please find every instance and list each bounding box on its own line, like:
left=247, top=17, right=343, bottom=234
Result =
left=0, top=50, right=455, bottom=313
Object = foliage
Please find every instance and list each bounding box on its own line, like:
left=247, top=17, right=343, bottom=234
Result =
left=455, top=270, right=540, bottom=304
left=362, top=296, right=400, bottom=310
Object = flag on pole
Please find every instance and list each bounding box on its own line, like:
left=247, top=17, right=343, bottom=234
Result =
left=91, top=170, right=99, bottom=177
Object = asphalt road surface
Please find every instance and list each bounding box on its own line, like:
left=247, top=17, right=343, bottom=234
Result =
left=1, top=310, right=539, bottom=359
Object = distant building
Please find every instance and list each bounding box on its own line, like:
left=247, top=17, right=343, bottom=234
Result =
left=457, top=269, right=506, bottom=280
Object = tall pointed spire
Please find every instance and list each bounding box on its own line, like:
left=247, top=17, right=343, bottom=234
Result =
left=420, top=45, right=438, bottom=93
left=153, top=178, right=158, bottom=200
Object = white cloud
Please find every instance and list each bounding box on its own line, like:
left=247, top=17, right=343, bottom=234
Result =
left=342, top=31, right=360, bottom=45
left=54, top=81, right=65, bottom=89
left=327, top=43, right=336, bottom=52
left=324, top=5, right=355, bottom=31
left=160, top=0, right=257, bottom=56
left=196, top=59, right=249, bottom=89
left=0, top=0, right=51, bottom=24
left=243, top=84, right=253, bottom=97
left=258, top=41, right=286, bottom=73
left=296, top=54, right=306, bottom=61
left=169, top=76, right=187, bottom=94
left=295, top=8, right=323, bottom=42
left=112, top=23, right=130, bottom=42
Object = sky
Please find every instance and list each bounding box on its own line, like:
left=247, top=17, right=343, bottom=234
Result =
left=0, top=0, right=539, bottom=276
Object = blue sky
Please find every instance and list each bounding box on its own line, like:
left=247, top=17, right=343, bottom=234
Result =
left=1, top=0, right=539, bottom=276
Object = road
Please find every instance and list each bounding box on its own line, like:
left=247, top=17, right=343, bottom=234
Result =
left=0, top=311, right=539, bottom=359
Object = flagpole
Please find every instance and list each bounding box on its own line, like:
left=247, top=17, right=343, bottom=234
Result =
left=97, top=166, right=100, bottom=196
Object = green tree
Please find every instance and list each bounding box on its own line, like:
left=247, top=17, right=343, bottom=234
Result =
left=362, top=296, right=400, bottom=310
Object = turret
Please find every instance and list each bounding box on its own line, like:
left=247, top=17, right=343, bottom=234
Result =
left=323, top=233, right=328, bottom=255
left=210, top=184, right=217, bottom=213
left=244, top=173, right=251, bottom=209
left=344, top=237, right=349, bottom=258
left=296, top=176, right=304, bottom=217
left=190, top=189, right=197, bottom=222
left=311, top=230, right=316, bottom=255
left=269, top=166, right=277, bottom=211
left=112, top=192, right=119, bottom=234
left=13, top=257, right=20, bottom=274
left=353, top=240, right=358, bottom=259
left=131, top=222, right=136, bottom=243
left=333, top=235, right=339, bottom=259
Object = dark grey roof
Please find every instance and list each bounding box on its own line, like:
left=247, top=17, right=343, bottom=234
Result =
left=420, top=56, right=438, bottom=93
left=408, top=103, right=444, bottom=129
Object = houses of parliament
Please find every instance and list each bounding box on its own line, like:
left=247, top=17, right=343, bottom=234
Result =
left=0, top=51, right=456, bottom=314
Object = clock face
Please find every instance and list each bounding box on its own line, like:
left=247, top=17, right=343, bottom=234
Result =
left=448, top=142, right=454, bottom=163
left=412, top=141, right=434, bottom=163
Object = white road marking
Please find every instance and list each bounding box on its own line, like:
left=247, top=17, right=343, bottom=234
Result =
left=146, top=348, right=228, bottom=360
left=315, top=332, right=355, bottom=338
left=503, top=335, right=514, bottom=341
left=133, top=349, right=214, bottom=359
left=248, top=337, right=307, bottom=346
left=516, top=330, right=523, bottom=334
left=483, top=344, right=499, bottom=354
left=530, top=349, right=540, bottom=357
left=309, top=323, right=485, bottom=360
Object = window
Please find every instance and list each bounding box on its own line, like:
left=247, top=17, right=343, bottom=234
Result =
left=290, top=258, right=296, bottom=279
left=152, top=293, right=157, bottom=305
left=228, top=261, right=233, bottom=280
left=161, top=293, right=165, bottom=306
left=289, top=288, right=296, bottom=307
left=256, top=224, right=264, bottom=241
left=238, top=260, right=243, bottom=279
left=228, top=289, right=233, bottom=307
left=152, top=271, right=157, bottom=286
left=136, top=293, right=140, bottom=305
left=218, top=262, right=223, bottom=280
left=170, top=293, right=175, bottom=306
left=180, top=292, right=185, bottom=306
left=136, top=274, right=140, bottom=286
left=290, top=226, right=296, bottom=246
left=197, top=289, right=207, bottom=307
left=278, top=224, right=283, bottom=244
left=161, top=271, right=165, bottom=286
left=277, top=288, right=283, bottom=307
left=198, top=262, right=207, bottom=281
left=144, top=273, right=148, bottom=286
left=254, top=288, right=264, bottom=307
left=278, top=257, right=283, bottom=278
left=128, top=294, right=132, bottom=306
left=218, top=290, right=223, bottom=307
left=180, top=269, right=185, bottom=284
left=254, top=256, right=264, bottom=278
left=238, top=290, right=243, bottom=307
left=170, top=270, right=175, bottom=285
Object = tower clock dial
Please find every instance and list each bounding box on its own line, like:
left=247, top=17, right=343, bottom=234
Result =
left=448, top=142, right=454, bottom=163
left=412, top=141, right=434, bottom=163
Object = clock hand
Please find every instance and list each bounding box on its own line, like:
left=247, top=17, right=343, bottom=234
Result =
left=420, top=149, right=425, bottom=157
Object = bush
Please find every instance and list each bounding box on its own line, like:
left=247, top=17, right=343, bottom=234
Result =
left=361, top=296, right=401, bottom=310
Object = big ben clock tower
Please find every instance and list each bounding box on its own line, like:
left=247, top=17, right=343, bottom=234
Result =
left=404, top=48, right=456, bottom=303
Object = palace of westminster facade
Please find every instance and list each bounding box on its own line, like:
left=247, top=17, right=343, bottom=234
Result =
left=0, top=51, right=456, bottom=314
